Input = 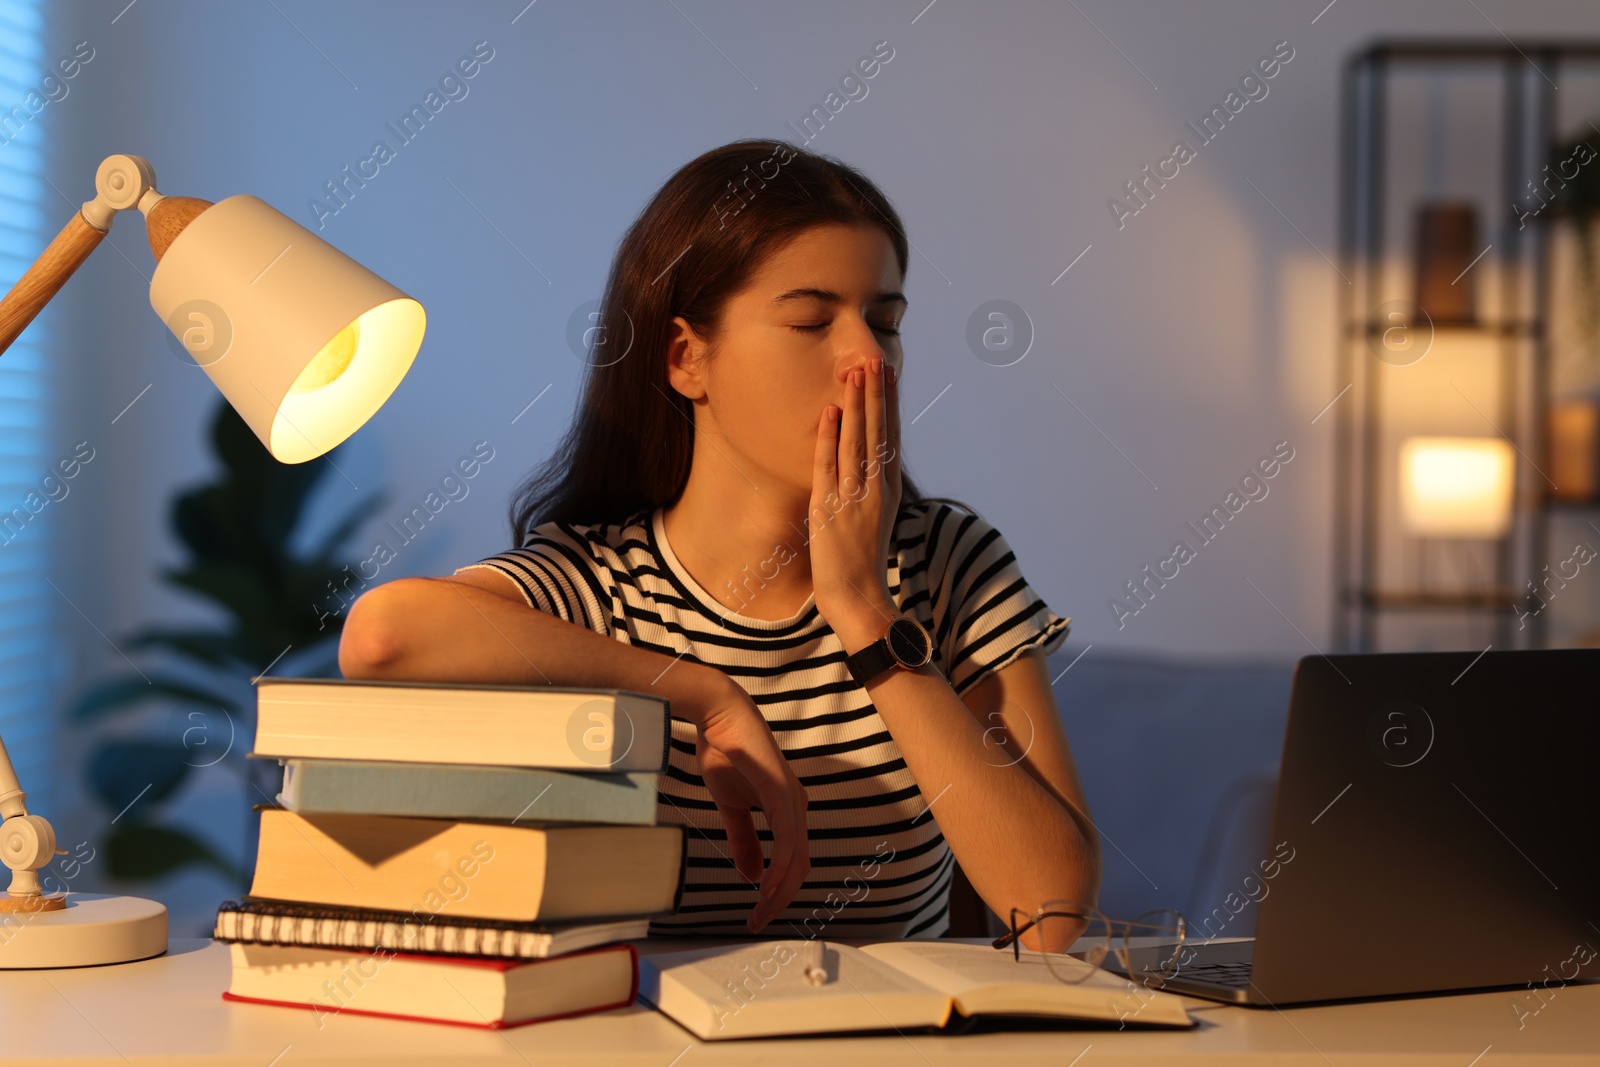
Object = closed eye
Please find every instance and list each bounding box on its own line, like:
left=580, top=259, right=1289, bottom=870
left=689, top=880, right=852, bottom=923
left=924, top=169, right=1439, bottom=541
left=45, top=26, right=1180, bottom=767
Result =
left=791, top=322, right=901, bottom=336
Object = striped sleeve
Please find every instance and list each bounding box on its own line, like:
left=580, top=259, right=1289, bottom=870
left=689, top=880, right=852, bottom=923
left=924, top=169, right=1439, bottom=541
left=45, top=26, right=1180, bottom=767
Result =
left=926, top=503, right=1071, bottom=696
left=451, top=523, right=614, bottom=639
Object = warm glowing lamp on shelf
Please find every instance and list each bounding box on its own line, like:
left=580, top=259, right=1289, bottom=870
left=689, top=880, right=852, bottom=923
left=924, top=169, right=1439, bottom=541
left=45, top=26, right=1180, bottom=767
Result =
left=0, top=154, right=425, bottom=966
left=1398, top=436, right=1516, bottom=539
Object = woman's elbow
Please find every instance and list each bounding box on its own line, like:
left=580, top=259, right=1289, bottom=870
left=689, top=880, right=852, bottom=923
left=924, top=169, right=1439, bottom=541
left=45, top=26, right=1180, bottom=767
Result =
left=1078, top=833, right=1105, bottom=907
left=337, top=581, right=411, bottom=678
left=1053, top=822, right=1103, bottom=908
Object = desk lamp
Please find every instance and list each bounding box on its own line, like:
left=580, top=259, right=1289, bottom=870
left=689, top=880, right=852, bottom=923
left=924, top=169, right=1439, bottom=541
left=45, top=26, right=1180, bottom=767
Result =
left=1398, top=435, right=1515, bottom=594
left=0, top=154, right=425, bottom=966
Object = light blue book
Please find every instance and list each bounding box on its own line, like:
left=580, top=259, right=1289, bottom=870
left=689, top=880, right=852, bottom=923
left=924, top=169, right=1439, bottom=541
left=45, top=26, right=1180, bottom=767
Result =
left=265, top=757, right=659, bottom=825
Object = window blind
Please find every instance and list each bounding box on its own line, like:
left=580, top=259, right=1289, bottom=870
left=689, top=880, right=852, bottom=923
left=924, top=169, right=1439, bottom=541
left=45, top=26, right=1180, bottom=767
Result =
left=0, top=0, right=57, bottom=810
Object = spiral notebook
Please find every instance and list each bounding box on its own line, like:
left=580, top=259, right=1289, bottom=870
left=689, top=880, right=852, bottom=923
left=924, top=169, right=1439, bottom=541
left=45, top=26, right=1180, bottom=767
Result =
left=213, top=898, right=652, bottom=961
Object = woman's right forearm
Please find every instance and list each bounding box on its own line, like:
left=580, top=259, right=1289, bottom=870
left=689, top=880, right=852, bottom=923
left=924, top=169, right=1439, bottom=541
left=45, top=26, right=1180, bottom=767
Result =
left=343, top=577, right=814, bottom=931
left=338, top=576, right=725, bottom=724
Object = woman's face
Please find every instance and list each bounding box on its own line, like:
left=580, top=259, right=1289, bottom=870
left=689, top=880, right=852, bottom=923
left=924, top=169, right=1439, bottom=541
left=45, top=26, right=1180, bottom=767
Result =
left=672, top=223, right=905, bottom=496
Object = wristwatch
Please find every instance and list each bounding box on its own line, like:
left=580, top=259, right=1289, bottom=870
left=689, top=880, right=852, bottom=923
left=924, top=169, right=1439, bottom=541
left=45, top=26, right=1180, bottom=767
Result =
left=845, top=615, right=934, bottom=685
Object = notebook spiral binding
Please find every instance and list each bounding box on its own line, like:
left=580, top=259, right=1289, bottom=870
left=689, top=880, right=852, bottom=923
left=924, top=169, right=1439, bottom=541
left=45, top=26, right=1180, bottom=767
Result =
left=213, top=898, right=562, bottom=961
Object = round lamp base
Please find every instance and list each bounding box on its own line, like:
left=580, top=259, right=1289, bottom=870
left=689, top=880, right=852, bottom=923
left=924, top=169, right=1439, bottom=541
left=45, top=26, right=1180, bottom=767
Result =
left=0, top=892, right=67, bottom=912
left=0, top=892, right=167, bottom=968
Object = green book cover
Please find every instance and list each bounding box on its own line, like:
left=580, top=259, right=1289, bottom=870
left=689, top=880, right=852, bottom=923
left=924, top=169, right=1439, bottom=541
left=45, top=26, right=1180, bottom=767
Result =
left=262, top=757, right=659, bottom=825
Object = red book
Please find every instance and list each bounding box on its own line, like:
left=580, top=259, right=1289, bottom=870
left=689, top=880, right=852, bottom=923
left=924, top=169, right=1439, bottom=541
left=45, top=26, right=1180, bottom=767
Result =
left=222, top=940, right=638, bottom=1029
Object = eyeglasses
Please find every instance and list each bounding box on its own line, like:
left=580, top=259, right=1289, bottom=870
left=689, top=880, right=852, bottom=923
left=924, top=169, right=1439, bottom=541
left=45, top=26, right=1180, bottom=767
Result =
left=991, top=898, right=1188, bottom=987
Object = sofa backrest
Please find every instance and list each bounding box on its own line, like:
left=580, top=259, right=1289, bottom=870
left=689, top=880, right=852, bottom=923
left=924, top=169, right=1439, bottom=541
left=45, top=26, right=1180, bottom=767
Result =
left=1047, top=646, right=1295, bottom=935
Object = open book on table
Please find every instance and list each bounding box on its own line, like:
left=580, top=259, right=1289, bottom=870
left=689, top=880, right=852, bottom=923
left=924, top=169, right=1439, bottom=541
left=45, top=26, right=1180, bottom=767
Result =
left=638, top=940, right=1195, bottom=1039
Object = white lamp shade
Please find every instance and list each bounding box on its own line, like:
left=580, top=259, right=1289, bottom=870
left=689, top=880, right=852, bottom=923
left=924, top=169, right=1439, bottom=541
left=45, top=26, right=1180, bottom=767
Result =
left=149, top=195, right=424, bottom=463
left=1398, top=436, right=1515, bottom=538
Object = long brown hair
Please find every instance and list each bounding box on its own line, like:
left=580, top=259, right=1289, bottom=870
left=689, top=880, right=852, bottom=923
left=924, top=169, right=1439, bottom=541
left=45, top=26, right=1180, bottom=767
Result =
left=508, top=138, right=960, bottom=542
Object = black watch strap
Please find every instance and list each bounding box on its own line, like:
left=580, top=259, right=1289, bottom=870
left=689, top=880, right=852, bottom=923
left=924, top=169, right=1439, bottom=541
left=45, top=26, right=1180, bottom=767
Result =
left=845, top=636, right=897, bottom=686
left=846, top=616, right=933, bottom=686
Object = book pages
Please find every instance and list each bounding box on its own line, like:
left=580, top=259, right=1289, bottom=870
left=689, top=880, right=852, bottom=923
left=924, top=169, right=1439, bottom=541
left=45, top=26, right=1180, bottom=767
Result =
left=639, top=941, right=951, bottom=1039
left=860, top=942, right=1192, bottom=1027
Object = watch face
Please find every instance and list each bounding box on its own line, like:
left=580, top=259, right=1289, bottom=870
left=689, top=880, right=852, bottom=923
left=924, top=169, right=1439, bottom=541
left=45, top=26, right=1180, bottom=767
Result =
left=886, top=617, right=933, bottom=667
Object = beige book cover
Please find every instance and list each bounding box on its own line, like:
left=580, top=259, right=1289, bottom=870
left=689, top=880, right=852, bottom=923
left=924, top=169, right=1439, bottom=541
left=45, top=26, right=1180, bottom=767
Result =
left=249, top=809, right=684, bottom=923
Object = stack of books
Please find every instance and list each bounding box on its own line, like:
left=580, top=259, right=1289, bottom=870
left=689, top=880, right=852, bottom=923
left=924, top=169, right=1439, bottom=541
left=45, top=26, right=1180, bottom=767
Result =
left=215, top=678, right=684, bottom=1029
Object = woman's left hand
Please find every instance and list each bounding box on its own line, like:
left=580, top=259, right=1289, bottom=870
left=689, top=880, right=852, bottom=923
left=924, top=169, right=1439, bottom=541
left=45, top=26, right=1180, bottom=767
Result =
left=808, top=356, right=901, bottom=639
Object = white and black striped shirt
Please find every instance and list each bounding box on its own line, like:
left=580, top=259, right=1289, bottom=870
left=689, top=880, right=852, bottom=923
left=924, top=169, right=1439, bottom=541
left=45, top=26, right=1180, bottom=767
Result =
left=453, top=498, right=1071, bottom=939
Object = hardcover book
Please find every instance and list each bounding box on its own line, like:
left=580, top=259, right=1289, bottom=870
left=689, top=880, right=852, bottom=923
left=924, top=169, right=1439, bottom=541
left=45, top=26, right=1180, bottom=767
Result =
left=250, top=677, right=669, bottom=772
left=224, top=941, right=638, bottom=1029
left=248, top=807, right=685, bottom=923
left=265, top=757, right=659, bottom=825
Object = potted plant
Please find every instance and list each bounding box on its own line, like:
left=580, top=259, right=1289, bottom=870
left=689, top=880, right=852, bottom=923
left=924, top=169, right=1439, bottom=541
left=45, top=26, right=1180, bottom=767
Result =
left=67, top=397, right=386, bottom=887
left=1545, top=126, right=1600, bottom=362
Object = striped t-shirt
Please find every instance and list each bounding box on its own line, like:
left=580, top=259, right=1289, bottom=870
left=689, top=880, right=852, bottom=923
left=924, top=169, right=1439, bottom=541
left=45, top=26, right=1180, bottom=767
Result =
left=453, top=498, right=1071, bottom=939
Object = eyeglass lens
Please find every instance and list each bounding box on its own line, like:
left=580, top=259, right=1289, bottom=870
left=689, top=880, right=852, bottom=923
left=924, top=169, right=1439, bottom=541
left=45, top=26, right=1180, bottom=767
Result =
left=1013, top=902, right=1188, bottom=987
left=1119, top=908, right=1187, bottom=983
left=1020, top=904, right=1111, bottom=985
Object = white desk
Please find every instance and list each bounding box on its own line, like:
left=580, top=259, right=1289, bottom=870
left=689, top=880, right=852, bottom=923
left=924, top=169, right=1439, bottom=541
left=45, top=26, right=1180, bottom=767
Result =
left=0, top=939, right=1595, bottom=1065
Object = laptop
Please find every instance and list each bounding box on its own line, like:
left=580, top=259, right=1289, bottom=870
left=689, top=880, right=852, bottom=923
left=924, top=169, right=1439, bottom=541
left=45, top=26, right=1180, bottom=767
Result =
left=1102, top=648, right=1600, bottom=1006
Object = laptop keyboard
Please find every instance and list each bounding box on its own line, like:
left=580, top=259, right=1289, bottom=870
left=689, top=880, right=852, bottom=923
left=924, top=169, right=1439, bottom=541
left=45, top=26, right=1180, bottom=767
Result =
left=1175, top=959, right=1253, bottom=988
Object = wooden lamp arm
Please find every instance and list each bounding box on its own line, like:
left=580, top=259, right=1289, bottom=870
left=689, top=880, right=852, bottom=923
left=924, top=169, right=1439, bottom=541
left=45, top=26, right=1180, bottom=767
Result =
left=0, top=213, right=108, bottom=354
left=0, top=153, right=211, bottom=357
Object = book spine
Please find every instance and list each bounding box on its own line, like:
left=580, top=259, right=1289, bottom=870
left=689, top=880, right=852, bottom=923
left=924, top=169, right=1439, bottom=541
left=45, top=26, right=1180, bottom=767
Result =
left=623, top=941, right=640, bottom=1007
left=222, top=943, right=640, bottom=1029
left=281, top=761, right=658, bottom=825
left=668, top=828, right=688, bottom=914
left=657, top=706, right=670, bottom=773
left=220, top=988, right=636, bottom=1030
left=248, top=812, right=683, bottom=924
left=255, top=683, right=670, bottom=772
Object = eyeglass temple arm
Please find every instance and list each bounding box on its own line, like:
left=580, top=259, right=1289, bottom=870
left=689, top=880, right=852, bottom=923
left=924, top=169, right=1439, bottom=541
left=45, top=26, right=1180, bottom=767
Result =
left=993, top=907, right=1094, bottom=951
left=991, top=925, right=1026, bottom=950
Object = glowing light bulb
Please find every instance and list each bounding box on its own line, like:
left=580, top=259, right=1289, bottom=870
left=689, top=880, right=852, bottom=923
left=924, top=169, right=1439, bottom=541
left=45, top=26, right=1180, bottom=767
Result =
left=1398, top=436, right=1515, bottom=538
left=290, top=319, right=360, bottom=394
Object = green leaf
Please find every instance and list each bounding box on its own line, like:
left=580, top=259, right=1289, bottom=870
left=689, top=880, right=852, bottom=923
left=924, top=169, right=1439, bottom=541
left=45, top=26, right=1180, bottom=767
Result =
left=67, top=676, right=238, bottom=725
left=210, top=400, right=331, bottom=552
left=103, top=822, right=242, bottom=883
left=169, top=485, right=249, bottom=568
left=78, top=395, right=376, bottom=895
left=259, top=463, right=337, bottom=554
left=159, top=561, right=277, bottom=626
left=306, top=490, right=389, bottom=564
left=168, top=400, right=341, bottom=567
left=1548, top=130, right=1600, bottom=220
left=85, top=739, right=195, bottom=811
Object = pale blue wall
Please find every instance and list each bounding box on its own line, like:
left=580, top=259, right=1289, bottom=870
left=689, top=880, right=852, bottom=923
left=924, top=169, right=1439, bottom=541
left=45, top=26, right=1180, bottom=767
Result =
left=25, top=0, right=1600, bottom=933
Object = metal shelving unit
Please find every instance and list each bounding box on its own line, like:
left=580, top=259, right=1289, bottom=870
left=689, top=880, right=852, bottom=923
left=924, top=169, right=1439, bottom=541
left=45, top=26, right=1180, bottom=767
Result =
left=1333, top=40, right=1600, bottom=652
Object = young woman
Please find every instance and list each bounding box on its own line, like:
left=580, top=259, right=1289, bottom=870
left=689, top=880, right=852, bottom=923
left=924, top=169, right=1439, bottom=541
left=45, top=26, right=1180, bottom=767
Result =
left=339, top=140, right=1101, bottom=945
